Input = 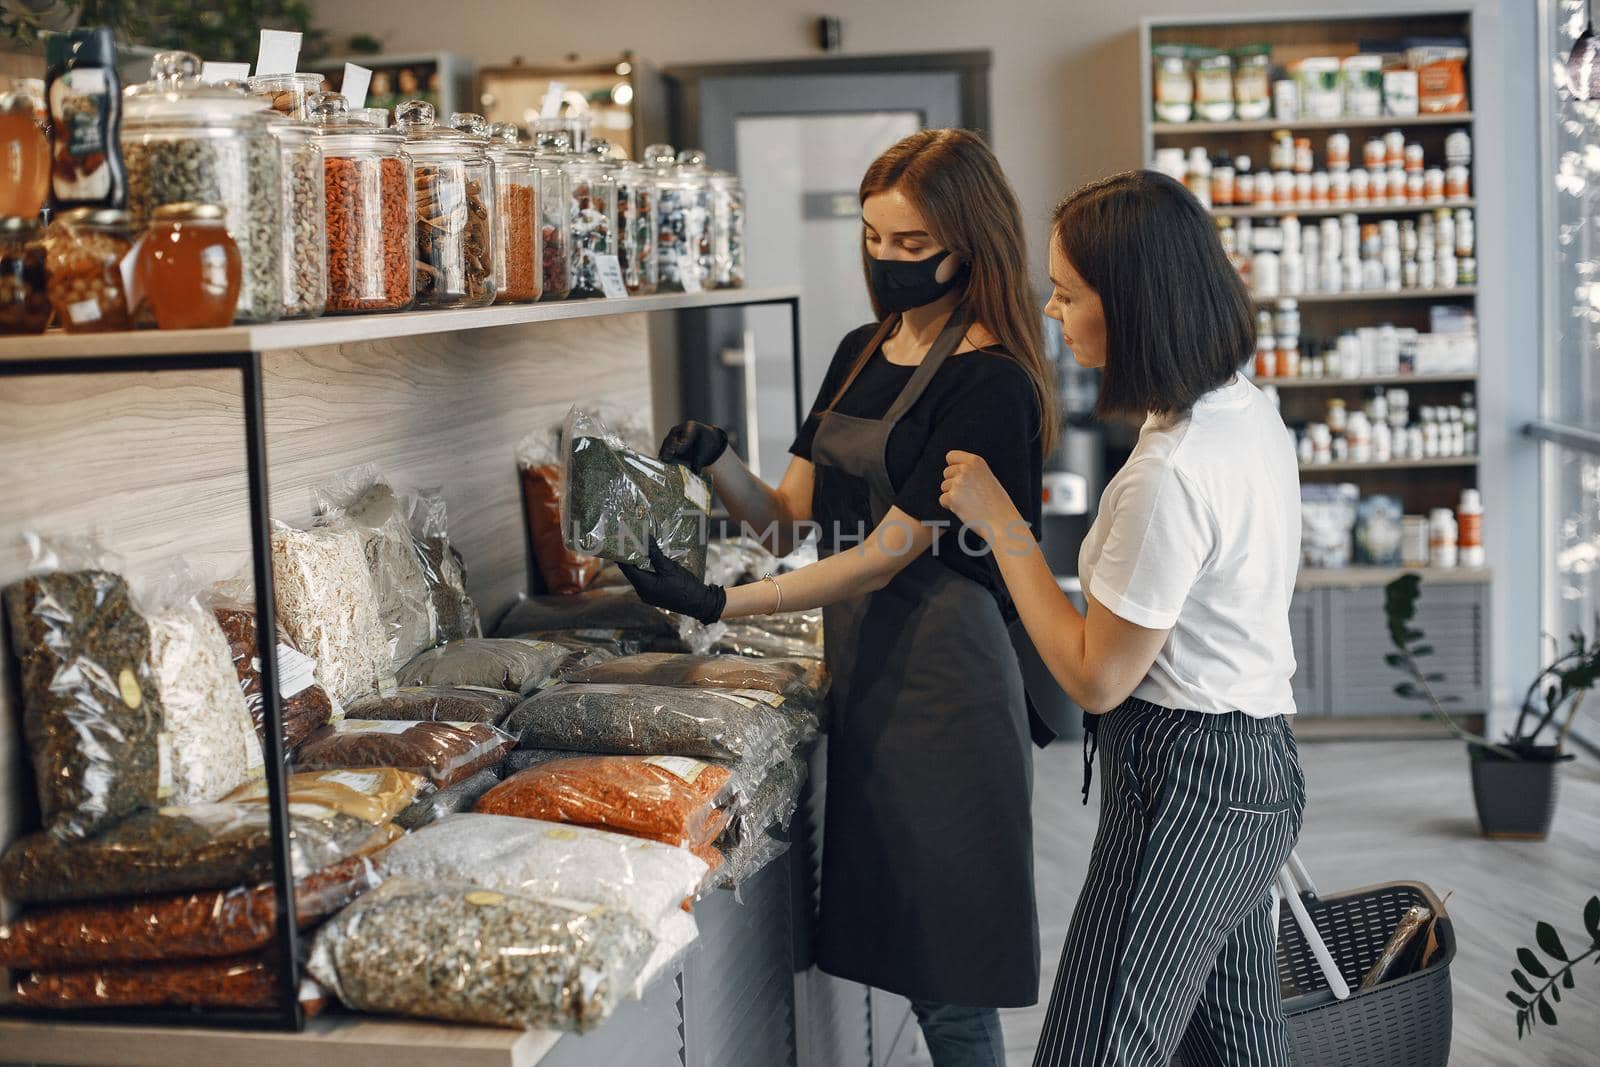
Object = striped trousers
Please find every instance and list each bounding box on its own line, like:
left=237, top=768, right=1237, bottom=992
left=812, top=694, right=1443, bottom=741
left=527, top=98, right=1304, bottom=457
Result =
left=1033, top=698, right=1306, bottom=1067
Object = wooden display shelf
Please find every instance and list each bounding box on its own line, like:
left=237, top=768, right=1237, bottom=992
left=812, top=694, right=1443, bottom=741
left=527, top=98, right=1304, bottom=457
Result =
left=1300, top=456, right=1477, bottom=473
left=1153, top=112, right=1474, bottom=136
left=1255, top=287, right=1476, bottom=305
left=1296, top=565, right=1491, bottom=590
left=0, top=286, right=802, bottom=363
left=1215, top=199, right=1475, bottom=220
left=1264, top=373, right=1477, bottom=389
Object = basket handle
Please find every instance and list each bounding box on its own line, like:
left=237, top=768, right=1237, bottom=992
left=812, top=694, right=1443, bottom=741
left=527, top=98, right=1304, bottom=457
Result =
left=1276, top=851, right=1351, bottom=1001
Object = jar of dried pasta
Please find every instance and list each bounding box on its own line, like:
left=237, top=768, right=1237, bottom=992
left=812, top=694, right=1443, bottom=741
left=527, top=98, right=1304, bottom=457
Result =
left=485, top=122, right=541, bottom=304
left=397, top=100, right=495, bottom=309
left=309, top=92, right=415, bottom=314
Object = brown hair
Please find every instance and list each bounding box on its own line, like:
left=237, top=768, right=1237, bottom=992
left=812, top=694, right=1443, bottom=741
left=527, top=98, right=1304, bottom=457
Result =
left=830, top=128, right=1057, bottom=454
left=1052, top=170, right=1255, bottom=418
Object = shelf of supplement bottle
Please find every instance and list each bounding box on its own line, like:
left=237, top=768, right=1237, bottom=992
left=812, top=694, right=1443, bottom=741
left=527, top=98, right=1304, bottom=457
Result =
left=1299, top=456, right=1478, bottom=473
left=1262, top=373, right=1478, bottom=389
left=1254, top=287, right=1477, bottom=306
left=1213, top=199, right=1476, bottom=220
left=1153, top=113, right=1475, bottom=136
left=1295, top=565, right=1491, bottom=590
left=0, top=286, right=802, bottom=363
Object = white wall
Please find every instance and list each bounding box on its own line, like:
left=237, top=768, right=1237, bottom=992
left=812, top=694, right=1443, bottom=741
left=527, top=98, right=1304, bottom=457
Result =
left=318, top=0, right=1542, bottom=720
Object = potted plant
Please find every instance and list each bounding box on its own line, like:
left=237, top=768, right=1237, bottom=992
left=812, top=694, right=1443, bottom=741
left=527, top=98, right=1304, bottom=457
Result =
left=1505, top=895, right=1599, bottom=1039
left=1383, top=574, right=1597, bottom=839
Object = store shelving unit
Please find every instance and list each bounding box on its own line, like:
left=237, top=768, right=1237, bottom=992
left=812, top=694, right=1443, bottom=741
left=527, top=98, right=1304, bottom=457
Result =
left=1141, top=9, right=1488, bottom=720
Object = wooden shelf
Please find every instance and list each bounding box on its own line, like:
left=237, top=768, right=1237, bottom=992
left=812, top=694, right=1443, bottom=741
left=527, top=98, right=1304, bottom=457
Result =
left=1216, top=199, right=1475, bottom=220
left=1256, top=287, right=1477, bottom=305
left=1300, top=456, right=1477, bottom=473
left=1154, top=112, right=1474, bottom=136
left=0, top=286, right=801, bottom=363
left=1296, top=565, right=1491, bottom=590
left=1263, top=373, right=1477, bottom=389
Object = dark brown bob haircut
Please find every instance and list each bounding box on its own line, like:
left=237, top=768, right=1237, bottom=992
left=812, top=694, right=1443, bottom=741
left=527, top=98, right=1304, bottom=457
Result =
left=1051, top=169, right=1255, bottom=418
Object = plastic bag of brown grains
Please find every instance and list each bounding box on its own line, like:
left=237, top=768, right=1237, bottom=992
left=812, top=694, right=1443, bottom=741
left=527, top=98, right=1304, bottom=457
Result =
left=475, top=756, right=732, bottom=848
left=224, top=767, right=429, bottom=825
left=518, top=422, right=604, bottom=595
left=409, top=489, right=482, bottom=641
left=395, top=638, right=568, bottom=694
left=4, top=551, right=163, bottom=841
left=493, top=587, right=686, bottom=646
left=293, top=720, right=515, bottom=789
left=343, top=685, right=520, bottom=724
left=15, top=955, right=329, bottom=1012
left=566, top=652, right=829, bottom=712
left=213, top=602, right=338, bottom=761
left=0, top=853, right=383, bottom=969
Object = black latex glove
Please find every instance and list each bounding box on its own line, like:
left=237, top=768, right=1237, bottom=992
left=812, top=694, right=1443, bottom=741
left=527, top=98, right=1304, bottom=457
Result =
left=618, top=538, right=727, bottom=625
left=658, top=420, right=729, bottom=475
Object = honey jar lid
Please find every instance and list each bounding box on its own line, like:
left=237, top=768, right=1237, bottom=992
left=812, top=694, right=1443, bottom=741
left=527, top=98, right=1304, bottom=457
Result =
left=0, top=216, right=43, bottom=235
left=152, top=202, right=227, bottom=222
left=55, top=207, right=131, bottom=228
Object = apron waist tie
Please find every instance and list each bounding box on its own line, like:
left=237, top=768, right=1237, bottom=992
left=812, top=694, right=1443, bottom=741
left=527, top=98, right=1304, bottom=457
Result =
left=1080, top=710, right=1098, bottom=805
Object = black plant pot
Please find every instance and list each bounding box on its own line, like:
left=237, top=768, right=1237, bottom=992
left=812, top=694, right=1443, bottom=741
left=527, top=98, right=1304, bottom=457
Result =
left=1468, top=747, right=1560, bottom=840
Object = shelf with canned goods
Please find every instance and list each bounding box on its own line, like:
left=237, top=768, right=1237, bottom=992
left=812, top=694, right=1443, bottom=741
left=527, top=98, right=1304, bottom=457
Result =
left=1153, top=112, right=1474, bottom=136
left=1254, top=287, right=1476, bottom=306
left=1299, top=456, right=1477, bottom=473
left=1215, top=199, right=1476, bottom=220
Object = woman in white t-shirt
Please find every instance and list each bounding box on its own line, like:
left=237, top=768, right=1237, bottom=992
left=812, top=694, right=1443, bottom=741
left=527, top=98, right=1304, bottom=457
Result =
left=941, top=169, right=1306, bottom=1067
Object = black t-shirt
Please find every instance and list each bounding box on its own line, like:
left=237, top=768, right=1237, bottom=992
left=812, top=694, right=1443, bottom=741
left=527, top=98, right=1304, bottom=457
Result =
left=790, top=322, right=1044, bottom=596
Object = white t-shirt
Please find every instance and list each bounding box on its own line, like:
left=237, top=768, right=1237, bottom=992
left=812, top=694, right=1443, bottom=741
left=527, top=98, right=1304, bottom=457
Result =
left=1079, top=376, right=1301, bottom=717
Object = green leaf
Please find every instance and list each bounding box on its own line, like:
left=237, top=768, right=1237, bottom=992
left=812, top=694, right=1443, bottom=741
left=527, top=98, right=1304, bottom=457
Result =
left=1514, top=969, right=1536, bottom=994
left=1394, top=682, right=1422, bottom=699
left=1405, top=628, right=1427, bottom=642
left=1537, top=922, right=1569, bottom=961
left=1563, top=970, right=1575, bottom=989
left=1507, top=990, right=1528, bottom=1007
left=1584, top=896, right=1599, bottom=941
left=1551, top=983, right=1562, bottom=1003
left=1538, top=998, right=1558, bottom=1026
left=1520, top=948, right=1550, bottom=978
left=1425, top=672, right=1446, bottom=682
left=1518, top=1011, right=1527, bottom=1039
left=1413, top=644, right=1435, bottom=657
left=1385, top=653, right=1405, bottom=668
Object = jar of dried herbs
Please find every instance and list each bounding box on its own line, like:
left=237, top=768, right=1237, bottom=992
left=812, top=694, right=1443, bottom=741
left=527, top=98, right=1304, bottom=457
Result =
left=532, top=133, right=573, bottom=300
left=44, top=208, right=133, bottom=333
left=308, top=92, right=415, bottom=314
left=121, top=51, right=282, bottom=324
left=613, top=157, right=658, bottom=296
left=485, top=121, right=540, bottom=304
left=266, top=116, right=326, bottom=318
left=0, top=216, right=51, bottom=334
left=396, top=101, right=495, bottom=309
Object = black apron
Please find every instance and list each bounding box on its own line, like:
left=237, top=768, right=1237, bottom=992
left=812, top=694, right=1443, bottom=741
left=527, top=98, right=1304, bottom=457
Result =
left=810, top=310, right=1041, bottom=1008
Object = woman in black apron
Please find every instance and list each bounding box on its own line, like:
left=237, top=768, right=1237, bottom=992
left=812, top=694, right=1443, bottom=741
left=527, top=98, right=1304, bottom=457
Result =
left=620, top=128, right=1058, bottom=1066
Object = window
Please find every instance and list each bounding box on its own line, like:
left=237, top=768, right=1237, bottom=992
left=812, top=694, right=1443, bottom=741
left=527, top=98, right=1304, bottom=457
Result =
left=1537, top=1, right=1600, bottom=741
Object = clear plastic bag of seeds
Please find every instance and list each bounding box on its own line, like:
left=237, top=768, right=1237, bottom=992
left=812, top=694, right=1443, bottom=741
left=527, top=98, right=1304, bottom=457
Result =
left=224, top=767, right=429, bottom=825
left=138, top=561, right=265, bottom=805
left=378, top=812, right=708, bottom=930
left=393, top=767, right=505, bottom=832
left=314, top=472, right=438, bottom=670
left=3, top=533, right=163, bottom=841
left=0, top=853, right=383, bottom=969
left=713, top=621, right=825, bottom=661
left=270, top=517, right=391, bottom=703
left=475, top=755, right=733, bottom=849
left=565, top=652, right=829, bottom=711
left=721, top=755, right=808, bottom=849
left=502, top=683, right=793, bottom=768
left=560, top=406, right=710, bottom=580
left=715, top=834, right=790, bottom=897
left=395, top=638, right=569, bottom=694
left=493, top=587, right=689, bottom=650
left=409, top=489, right=482, bottom=641
left=343, top=685, right=520, bottom=724
left=0, top=800, right=399, bottom=904
left=293, top=720, right=516, bottom=789
left=306, top=876, right=657, bottom=1032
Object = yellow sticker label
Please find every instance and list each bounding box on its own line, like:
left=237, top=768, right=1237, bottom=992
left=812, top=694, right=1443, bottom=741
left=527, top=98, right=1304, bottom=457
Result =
left=465, top=890, right=505, bottom=907
left=118, top=668, right=142, bottom=709
left=544, top=827, right=581, bottom=842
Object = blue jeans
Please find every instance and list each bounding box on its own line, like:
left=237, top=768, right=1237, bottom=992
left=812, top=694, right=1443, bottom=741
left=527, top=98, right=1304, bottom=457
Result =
left=911, top=998, right=1006, bottom=1067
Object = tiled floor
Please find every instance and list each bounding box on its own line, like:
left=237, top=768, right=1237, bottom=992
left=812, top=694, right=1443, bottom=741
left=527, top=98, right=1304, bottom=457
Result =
left=904, top=736, right=1600, bottom=1066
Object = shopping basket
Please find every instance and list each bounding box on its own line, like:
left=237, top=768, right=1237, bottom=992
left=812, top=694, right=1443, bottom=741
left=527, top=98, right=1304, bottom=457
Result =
left=1274, top=852, right=1455, bottom=1067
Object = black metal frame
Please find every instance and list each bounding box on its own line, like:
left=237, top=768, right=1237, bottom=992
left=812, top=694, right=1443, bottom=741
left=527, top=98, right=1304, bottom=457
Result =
left=0, top=290, right=802, bottom=1032
left=0, top=349, right=302, bottom=1031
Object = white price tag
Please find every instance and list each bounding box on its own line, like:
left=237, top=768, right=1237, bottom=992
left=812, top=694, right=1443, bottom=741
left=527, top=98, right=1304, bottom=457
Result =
left=254, top=29, right=302, bottom=76
left=644, top=755, right=708, bottom=784
left=596, top=254, right=629, bottom=299
left=540, top=81, right=567, bottom=119
left=67, top=298, right=101, bottom=325
left=729, top=688, right=784, bottom=708
left=322, top=770, right=383, bottom=793
left=156, top=732, right=174, bottom=800
left=201, top=61, right=251, bottom=85
left=275, top=643, right=319, bottom=698
left=245, top=734, right=266, bottom=775
left=342, top=63, right=373, bottom=109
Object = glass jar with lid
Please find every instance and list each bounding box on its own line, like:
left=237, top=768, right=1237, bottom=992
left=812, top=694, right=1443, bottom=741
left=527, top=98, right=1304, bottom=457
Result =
left=613, top=154, right=658, bottom=296
left=0, top=216, right=50, bottom=334
left=45, top=208, right=134, bottom=333
left=646, top=143, right=710, bottom=294
left=122, top=51, right=282, bottom=323
left=397, top=100, right=495, bottom=309
left=266, top=114, right=326, bottom=318
left=532, top=132, right=572, bottom=300
left=1, top=88, right=49, bottom=218
left=135, top=201, right=242, bottom=329
left=308, top=92, right=415, bottom=314
left=485, top=121, right=541, bottom=304
left=674, top=149, right=716, bottom=289
left=247, top=72, right=326, bottom=121
left=533, top=113, right=591, bottom=154
left=353, top=107, right=390, bottom=128
left=562, top=140, right=619, bottom=300
left=708, top=170, right=745, bottom=289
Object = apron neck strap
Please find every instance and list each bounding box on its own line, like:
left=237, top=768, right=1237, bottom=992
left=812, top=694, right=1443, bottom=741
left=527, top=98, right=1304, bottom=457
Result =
left=882, top=304, right=973, bottom=425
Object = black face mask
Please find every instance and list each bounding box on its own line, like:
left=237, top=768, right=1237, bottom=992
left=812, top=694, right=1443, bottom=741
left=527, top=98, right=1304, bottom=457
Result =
left=868, top=249, right=966, bottom=313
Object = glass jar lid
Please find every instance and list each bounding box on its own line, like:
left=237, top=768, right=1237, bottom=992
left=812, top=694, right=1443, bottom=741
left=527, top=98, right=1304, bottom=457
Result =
left=0, top=88, right=34, bottom=117
left=152, top=201, right=227, bottom=222
left=308, top=91, right=404, bottom=149
left=397, top=99, right=485, bottom=160
left=353, top=106, right=391, bottom=128
left=486, top=121, right=536, bottom=166
left=56, top=207, right=131, bottom=229
left=0, top=215, right=44, bottom=236
left=124, top=50, right=272, bottom=127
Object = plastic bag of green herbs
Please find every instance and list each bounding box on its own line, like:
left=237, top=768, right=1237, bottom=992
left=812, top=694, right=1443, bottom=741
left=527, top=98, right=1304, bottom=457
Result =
left=559, top=406, right=710, bottom=580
